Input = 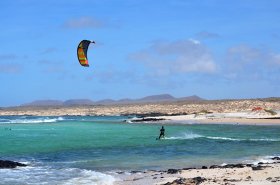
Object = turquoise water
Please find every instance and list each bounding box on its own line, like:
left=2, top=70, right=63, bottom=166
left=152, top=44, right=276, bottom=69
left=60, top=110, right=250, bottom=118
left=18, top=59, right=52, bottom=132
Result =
left=0, top=116, right=280, bottom=184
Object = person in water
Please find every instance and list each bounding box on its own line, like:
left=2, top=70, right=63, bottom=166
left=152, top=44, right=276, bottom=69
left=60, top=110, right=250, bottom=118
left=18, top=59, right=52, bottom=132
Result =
left=158, top=126, right=165, bottom=139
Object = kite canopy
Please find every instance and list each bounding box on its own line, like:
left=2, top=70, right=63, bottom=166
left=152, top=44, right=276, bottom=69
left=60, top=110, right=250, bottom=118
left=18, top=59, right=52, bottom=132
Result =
left=77, top=40, right=95, bottom=67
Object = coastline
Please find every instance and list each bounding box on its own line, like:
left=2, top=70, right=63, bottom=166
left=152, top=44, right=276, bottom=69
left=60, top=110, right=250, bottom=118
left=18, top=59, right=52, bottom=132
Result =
left=197, top=117, right=280, bottom=125
left=127, top=112, right=280, bottom=125
left=114, top=157, right=280, bottom=185
left=1, top=99, right=280, bottom=126
left=1, top=99, right=280, bottom=184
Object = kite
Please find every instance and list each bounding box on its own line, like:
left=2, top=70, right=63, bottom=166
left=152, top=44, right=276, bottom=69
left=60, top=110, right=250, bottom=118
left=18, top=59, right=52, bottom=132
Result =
left=77, top=40, right=95, bottom=67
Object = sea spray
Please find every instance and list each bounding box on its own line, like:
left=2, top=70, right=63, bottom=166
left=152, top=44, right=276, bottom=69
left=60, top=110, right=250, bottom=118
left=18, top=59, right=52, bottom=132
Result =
left=165, top=132, right=203, bottom=140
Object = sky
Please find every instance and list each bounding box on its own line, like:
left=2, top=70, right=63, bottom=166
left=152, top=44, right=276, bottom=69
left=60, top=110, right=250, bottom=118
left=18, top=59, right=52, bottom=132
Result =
left=1, top=0, right=280, bottom=106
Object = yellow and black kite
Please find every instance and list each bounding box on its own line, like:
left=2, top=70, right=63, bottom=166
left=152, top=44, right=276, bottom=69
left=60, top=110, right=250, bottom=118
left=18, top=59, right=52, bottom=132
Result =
left=77, top=40, right=95, bottom=67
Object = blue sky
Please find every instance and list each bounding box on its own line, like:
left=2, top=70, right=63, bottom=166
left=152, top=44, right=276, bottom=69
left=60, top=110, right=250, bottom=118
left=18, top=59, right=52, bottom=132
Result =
left=1, top=0, right=280, bottom=106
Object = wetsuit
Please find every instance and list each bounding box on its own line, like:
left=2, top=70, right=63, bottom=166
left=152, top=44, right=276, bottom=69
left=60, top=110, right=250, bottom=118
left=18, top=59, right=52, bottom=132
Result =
left=159, top=127, right=165, bottom=139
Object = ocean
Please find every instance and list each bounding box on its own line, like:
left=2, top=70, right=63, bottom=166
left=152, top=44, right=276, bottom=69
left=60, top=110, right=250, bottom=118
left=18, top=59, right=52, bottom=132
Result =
left=0, top=115, right=280, bottom=185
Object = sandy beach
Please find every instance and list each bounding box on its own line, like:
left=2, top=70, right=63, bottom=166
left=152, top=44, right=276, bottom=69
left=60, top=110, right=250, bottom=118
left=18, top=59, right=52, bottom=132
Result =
left=129, top=113, right=280, bottom=125
left=1, top=99, right=280, bottom=126
left=114, top=158, right=280, bottom=185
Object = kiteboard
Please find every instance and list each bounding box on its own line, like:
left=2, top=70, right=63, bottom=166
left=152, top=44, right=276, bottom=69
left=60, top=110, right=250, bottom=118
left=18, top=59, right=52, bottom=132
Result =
left=156, top=137, right=165, bottom=140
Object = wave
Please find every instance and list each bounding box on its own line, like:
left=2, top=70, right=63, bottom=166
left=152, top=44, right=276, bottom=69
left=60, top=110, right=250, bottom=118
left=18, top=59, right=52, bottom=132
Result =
left=242, top=155, right=280, bottom=165
left=0, top=117, right=65, bottom=124
left=62, top=169, right=116, bottom=185
left=205, top=136, right=240, bottom=141
left=0, top=166, right=116, bottom=185
left=164, top=132, right=280, bottom=142
left=206, top=136, right=280, bottom=142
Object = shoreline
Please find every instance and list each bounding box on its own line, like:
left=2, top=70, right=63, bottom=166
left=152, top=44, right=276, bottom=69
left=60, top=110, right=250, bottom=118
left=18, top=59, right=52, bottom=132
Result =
left=2, top=99, right=279, bottom=126
left=127, top=112, right=280, bottom=125
left=114, top=157, right=280, bottom=185
left=196, top=117, right=280, bottom=125
left=1, top=99, right=280, bottom=117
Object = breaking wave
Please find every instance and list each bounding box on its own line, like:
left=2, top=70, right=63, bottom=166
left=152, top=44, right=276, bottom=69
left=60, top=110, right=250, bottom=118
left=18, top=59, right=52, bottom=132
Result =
left=0, top=117, right=65, bottom=124
left=0, top=166, right=116, bottom=185
left=164, top=132, right=280, bottom=142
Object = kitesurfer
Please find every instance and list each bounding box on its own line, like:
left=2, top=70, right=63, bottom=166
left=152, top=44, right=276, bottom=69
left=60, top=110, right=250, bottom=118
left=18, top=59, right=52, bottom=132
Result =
left=158, top=126, right=165, bottom=139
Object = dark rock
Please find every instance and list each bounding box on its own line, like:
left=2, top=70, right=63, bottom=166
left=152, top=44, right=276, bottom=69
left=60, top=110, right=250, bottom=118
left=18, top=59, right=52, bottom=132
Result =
left=271, top=157, right=280, bottom=160
left=132, top=177, right=142, bottom=181
left=224, top=178, right=241, bottom=182
left=0, top=160, right=27, bottom=168
left=130, top=117, right=166, bottom=122
left=162, top=178, right=186, bottom=185
left=223, top=163, right=245, bottom=168
left=252, top=166, right=264, bottom=170
left=131, top=170, right=142, bottom=174
left=201, top=166, right=208, bottom=169
left=209, top=165, right=221, bottom=169
left=192, top=177, right=206, bottom=184
left=245, top=176, right=252, bottom=181
left=160, top=176, right=207, bottom=185
left=167, top=168, right=181, bottom=174
left=266, top=177, right=272, bottom=181
left=182, top=167, right=196, bottom=170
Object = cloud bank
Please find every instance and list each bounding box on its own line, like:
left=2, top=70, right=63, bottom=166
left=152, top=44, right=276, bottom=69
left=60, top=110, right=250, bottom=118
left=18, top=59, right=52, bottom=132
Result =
left=129, top=39, right=217, bottom=76
left=224, top=44, right=280, bottom=81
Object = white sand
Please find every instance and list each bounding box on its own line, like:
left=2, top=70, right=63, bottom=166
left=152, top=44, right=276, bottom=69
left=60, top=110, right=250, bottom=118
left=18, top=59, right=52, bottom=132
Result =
left=133, top=111, right=280, bottom=125
left=114, top=163, right=280, bottom=185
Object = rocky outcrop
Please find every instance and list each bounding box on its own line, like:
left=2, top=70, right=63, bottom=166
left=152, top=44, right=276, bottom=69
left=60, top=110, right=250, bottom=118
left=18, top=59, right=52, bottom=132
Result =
left=0, top=160, right=27, bottom=168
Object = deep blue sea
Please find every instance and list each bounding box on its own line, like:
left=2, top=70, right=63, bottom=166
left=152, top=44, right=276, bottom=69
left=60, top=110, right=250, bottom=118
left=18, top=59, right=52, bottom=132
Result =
left=0, top=116, right=280, bottom=184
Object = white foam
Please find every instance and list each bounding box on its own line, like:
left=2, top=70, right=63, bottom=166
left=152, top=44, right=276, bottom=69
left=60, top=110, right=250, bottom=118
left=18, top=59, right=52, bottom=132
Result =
left=165, top=132, right=203, bottom=140
left=246, top=155, right=280, bottom=165
left=206, top=136, right=240, bottom=141
left=206, top=137, right=280, bottom=142
left=0, top=166, right=115, bottom=185
left=249, top=138, right=280, bottom=142
left=62, top=170, right=115, bottom=185
left=1, top=117, right=65, bottom=124
left=164, top=132, right=280, bottom=142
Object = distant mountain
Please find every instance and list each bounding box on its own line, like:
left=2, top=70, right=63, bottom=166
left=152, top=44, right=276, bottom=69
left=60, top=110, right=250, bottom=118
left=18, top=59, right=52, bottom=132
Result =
left=22, top=100, right=64, bottom=106
left=95, top=99, right=116, bottom=105
left=178, top=95, right=204, bottom=101
left=137, top=94, right=175, bottom=102
left=63, top=99, right=94, bottom=106
left=21, top=94, right=204, bottom=106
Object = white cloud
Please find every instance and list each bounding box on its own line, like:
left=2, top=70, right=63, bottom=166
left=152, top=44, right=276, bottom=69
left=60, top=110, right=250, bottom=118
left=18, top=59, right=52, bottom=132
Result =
left=226, top=45, right=260, bottom=64
left=223, top=44, right=280, bottom=81
left=63, top=17, right=105, bottom=29
left=225, top=45, right=280, bottom=68
left=195, top=31, right=220, bottom=40
left=189, top=38, right=200, bottom=45
left=269, top=53, right=280, bottom=65
left=0, top=54, right=17, bottom=61
left=129, top=39, right=217, bottom=75
left=0, top=64, right=22, bottom=74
